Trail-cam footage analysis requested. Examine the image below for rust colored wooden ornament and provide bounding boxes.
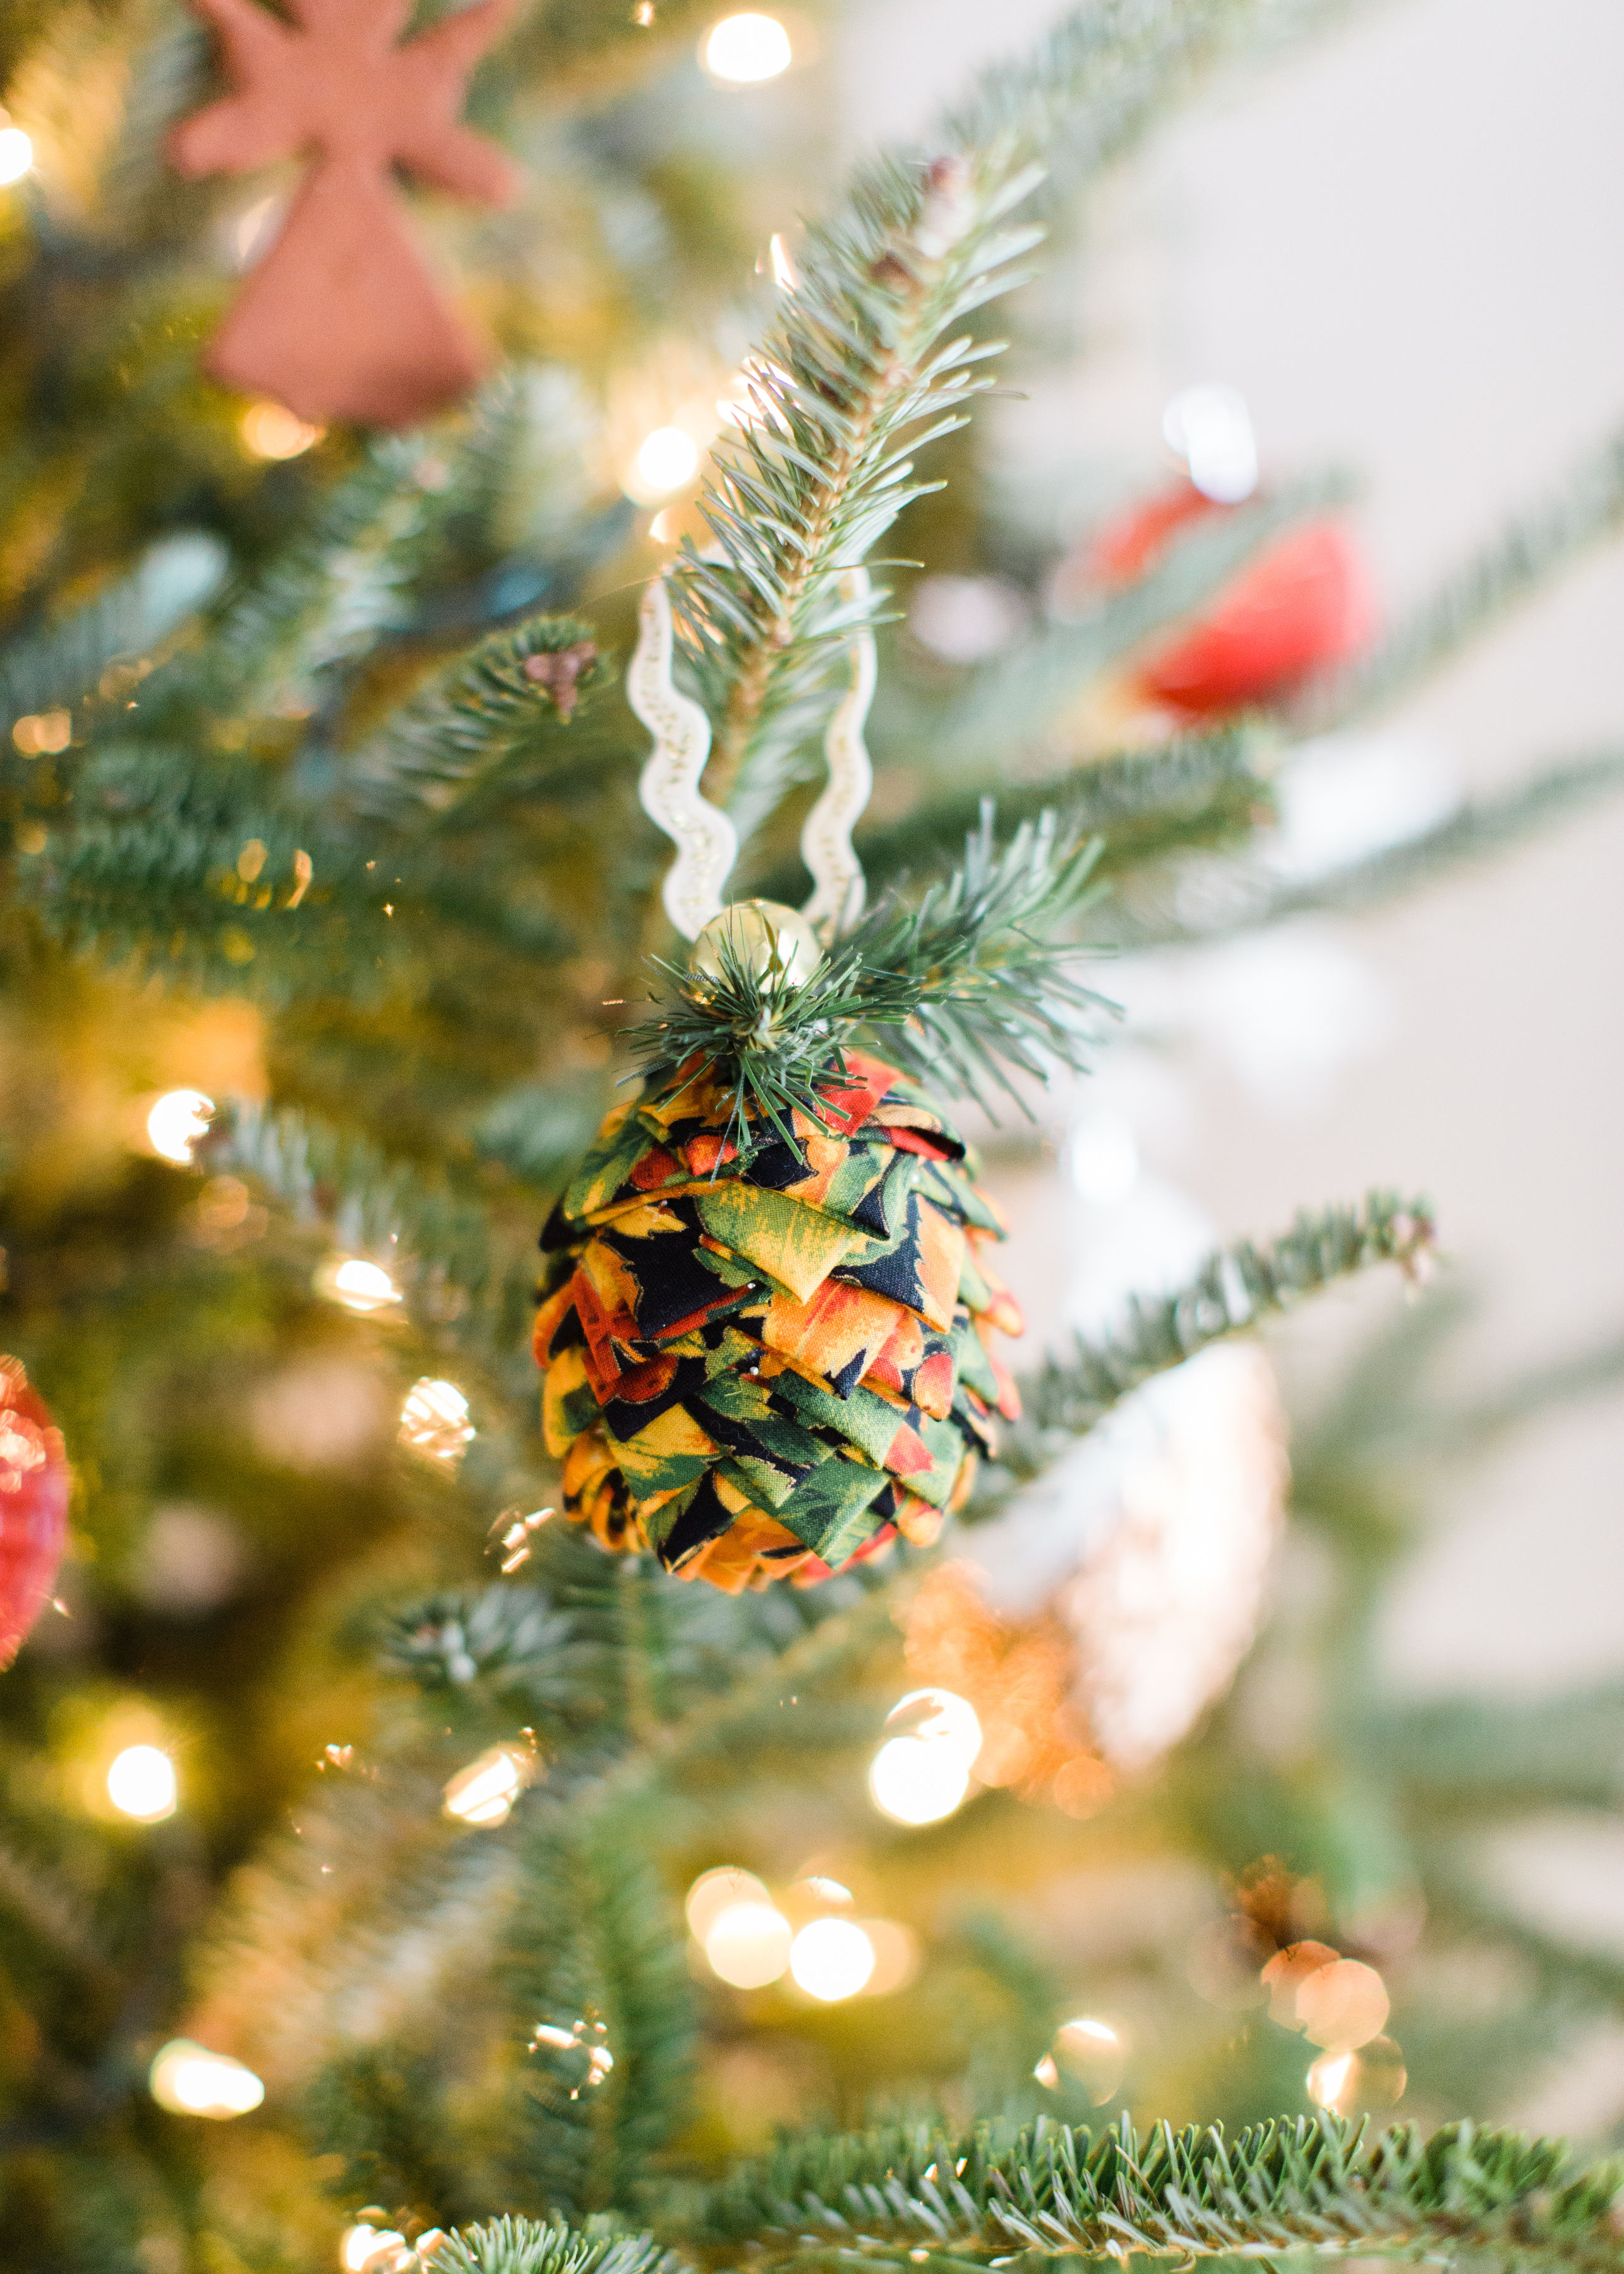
[0,1359,69,1669]
[171,0,522,430]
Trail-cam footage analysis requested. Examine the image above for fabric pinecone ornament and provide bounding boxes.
[534,1049,1022,1592]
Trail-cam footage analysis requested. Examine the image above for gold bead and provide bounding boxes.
[690,899,823,987]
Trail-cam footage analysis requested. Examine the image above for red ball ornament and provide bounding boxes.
[0,1359,69,1668]
[1090,478,1375,719]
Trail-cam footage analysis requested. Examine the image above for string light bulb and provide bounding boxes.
[321,1257,402,1314]
[241,400,325,460]
[868,1687,982,1826]
[788,1916,875,2002]
[399,1378,474,1462]
[443,1743,529,1826]
[703,1899,793,1988]
[147,1090,215,1165]
[702,12,792,82]
[149,2038,264,2118]
[626,425,700,502]
[107,1744,178,1821]
[340,2224,408,2272]
[0,115,32,187]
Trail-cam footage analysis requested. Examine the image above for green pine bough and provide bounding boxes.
[435,2115,1624,2271]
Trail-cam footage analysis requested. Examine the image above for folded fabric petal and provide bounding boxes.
[533,1050,1022,1590]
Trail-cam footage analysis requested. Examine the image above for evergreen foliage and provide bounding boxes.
[0,0,1620,2267]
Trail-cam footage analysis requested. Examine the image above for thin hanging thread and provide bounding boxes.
[800,565,875,937]
[628,579,737,941]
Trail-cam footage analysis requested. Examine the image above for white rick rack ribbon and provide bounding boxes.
[629,579,738,941]
[630,567,877,943]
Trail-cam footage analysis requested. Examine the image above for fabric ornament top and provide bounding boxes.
[534,1051,1023,1593]
[170,0,520,429]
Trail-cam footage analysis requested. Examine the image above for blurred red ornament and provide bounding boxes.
[0,1359,69,1668]
[1091,479,1375,718]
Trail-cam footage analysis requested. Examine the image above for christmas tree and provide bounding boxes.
[3,1,1624,2268]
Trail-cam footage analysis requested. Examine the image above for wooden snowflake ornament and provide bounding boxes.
[171,0,521,428]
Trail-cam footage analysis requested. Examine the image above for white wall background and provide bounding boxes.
[839,0,1624,1699]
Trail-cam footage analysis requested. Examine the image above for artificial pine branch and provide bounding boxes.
[630,805,1112,1143]
[0,531,223,737]
[990,1191,1436,1491]
[1299,419,1624,731]
[436,2220,673,2274]
[1113,749,1624,949]
[678,2110,1624,2269]
[673,0,1268,826]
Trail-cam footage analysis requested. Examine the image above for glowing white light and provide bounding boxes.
[399,1378,474,1462]
[769,231,797,290]
[702,12,792,83]
[0,126,33,187]
[326,1258,402,1314]
[704,1899,793,1988]
[443,1744,527,1826]
[800,1875,852,1906]
[147,1090,214,1165]
[887,1687,982,1765]
[1306,2050,1356,2112]
[685,1865,771,1940]
[648,508,679,544]
[868,1735,971,1826]
[1162,382,1258,504]
[790,1916,875,2002]
[630,426,700,499]
[341,2226,408,2273]
[150,2038,264,2118]
[107,1744,178,1821]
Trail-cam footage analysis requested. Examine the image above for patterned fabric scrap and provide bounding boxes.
[534,1051,1023,1591]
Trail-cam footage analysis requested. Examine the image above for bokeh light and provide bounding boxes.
[869,1687,982,1826]
[340,2225,408,2273]
[241,400,325,459]
[1307,2033,1407,2115]
[859,1917,921,1995]
[1296,1958,1390,2051]
[704,1899,792,1988]
[1162,382,1258,503]
[686,1865,771,1940]
[107,1744,177,1821]
[0,123,33,187]
[627,425,700,500]
[443,1744,528,1827]
[702,12,792,83]
[399,1378,474,1462]
[147,1089,215,1165]
[323,1257,402,1314]
[789,1916,875,2002]
[11,708,71,755]
[149,2038,263,2118]
[1051,2015,1126,2103]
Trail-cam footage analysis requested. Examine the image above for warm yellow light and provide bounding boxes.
[324,1257,402,1314]
[702,12,792,83]
[341,2225,408,2273]
[443,1744,527,1826]
[768,231,797,291]
[628,425,700,501]
[789,1916,875,2002]
[648,508,680,544]
[685,1865,771,1940]
[10,708,72,755]
[150,2038,264,2118]
[107,1744,177,1821]
[241,400,325,460]
[868,1735,970,1826]
[1296,1958,1390,2052]
[1306,2049,1356,2112]
[146,1090,214,1165]
[703,1899,792,1988]
[399,1378,474,1462]
[0,125,32,187]
[800,1875,852,1906]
